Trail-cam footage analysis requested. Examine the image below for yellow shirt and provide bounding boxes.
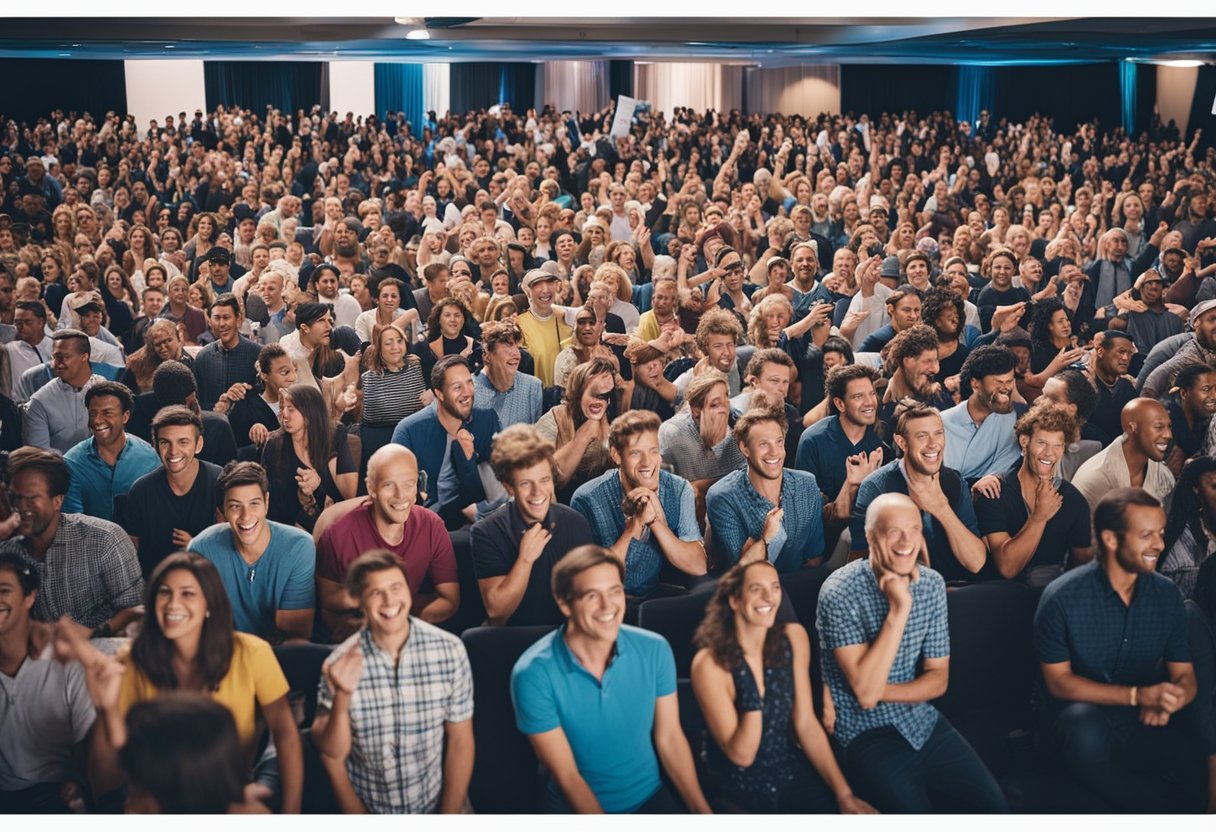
[118,631,289,750]
[517,310,572,388]
[636,310,662,343]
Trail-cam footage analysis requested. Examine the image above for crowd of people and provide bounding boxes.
[1,95,1215,814]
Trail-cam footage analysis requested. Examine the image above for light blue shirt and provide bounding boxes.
[189,521,316,639]
[23,374,105,453]
[941,401,1022,481]
[62,433,160,520]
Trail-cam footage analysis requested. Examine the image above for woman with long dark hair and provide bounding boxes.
[691,561,875,814]
[535,356,618,502]
[1162,456,1216,599]
[56,553,303,812]
[261,383,357,531]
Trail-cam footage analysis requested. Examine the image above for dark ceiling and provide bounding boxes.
[0,17,1213,65]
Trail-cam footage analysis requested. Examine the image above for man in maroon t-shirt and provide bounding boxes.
[316,445,459,640]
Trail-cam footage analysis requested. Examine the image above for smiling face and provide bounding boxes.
[728,562,781,630]
[223,483,270,553]
[868,500,925,579]
[360,565,412,639]
[1182,371,1216,421]
[155,423,203,477]
[506,459,555,526]
[1106,503,1166,576]
[741,417,786,482]
[1130,402,1173,462]
[612,428,661,491]
[88,394,128,450]
[895,414,945,476]
[436,364,475,422]
[0,566,35,638]
[558,561,625,644]
[704,333,737,374]
[368,451,418,528]
[155,568,207,644]
[836,376,878,427]
[1021,427,1066,480]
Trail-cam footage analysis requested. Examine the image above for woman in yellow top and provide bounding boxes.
[58,552,303,813]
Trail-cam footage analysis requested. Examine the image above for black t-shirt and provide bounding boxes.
[974,467,1092,585]
[469,502,594,626]
[120,462,223,577]
[936,341,970,386]
[975,285,1031,331]
[1088,376,1137,446]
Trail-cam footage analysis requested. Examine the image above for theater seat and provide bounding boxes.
[934,581,1038,774]
[273,642,334,727]
[461,625,557,813]
[637,591,713,677]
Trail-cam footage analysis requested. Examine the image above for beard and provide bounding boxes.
[335,241,359,258]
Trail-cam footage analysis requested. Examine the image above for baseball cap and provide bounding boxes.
[1190,299,1216,325]
[203,247,231,265]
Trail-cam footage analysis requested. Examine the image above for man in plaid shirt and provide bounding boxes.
[311,549,474,814]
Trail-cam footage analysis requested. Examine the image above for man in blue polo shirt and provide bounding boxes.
[1034,487,1211,812]
[510,546,711,814]
[849,405,988,583]
[188,461,315,642]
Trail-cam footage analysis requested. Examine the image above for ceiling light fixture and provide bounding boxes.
[1157,59,1204,68]
[394,17,430,40]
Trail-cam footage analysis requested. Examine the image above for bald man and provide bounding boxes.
[315,444,459,640]
[1072,398,1177,515]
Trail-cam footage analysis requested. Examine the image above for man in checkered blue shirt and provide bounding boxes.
[311,549,474,814]
[817,493,1007,812]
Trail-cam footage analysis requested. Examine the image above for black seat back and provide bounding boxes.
[461,625,557,813]
[935,581,1038,771]
[637,591,713,677]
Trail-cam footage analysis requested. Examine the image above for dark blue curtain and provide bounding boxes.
[204,61,328,113]
[609,60,634,101]
[450,63,501,113]
[993,64,1120,133]
[499,64,536,111]
[1187,65,1216,152]
[956,66,995,127]
[0,59,127,124]
[841,65,956,118]
[374,63,424,136]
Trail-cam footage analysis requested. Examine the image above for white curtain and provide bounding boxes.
[744,65,840,116]
[632,63,745,114]
[423,62,451,118]
[539,61,611,114]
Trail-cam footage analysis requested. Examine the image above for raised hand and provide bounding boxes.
[845,449,884,486]
[324,647,364,696]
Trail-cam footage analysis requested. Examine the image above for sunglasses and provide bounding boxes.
[576,317,597,326]
[721,262,744,275]
[591,390,614,403]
